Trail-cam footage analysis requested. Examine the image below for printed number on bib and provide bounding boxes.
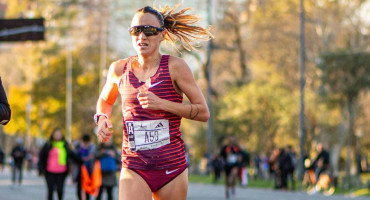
[227,154,238,164]
[125,119,170,152]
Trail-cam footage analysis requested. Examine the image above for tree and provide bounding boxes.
[318,51,370,187]
[215,70,300,153]
[1,0,104,141]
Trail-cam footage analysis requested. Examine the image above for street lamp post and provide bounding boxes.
[66,44,72,143]
[206,0,214,163]
[299,0,306,179]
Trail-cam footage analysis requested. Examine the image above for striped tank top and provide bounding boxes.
[118,55,187,170]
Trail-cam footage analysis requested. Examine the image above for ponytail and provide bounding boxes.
[137,4,213,51]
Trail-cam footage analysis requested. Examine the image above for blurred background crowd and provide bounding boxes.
[0,0,369,197]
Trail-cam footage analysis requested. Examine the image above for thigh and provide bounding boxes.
[106,186,114,200]
[96,186,104,200]
[231,167,238,177]
[11,165,16,175]
[118,168,152,200]
[44,173,55,189]
[106,186,113,195]
[56,173,66,189]
[153,168,188,200]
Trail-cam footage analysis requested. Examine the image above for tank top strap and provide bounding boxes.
[123,56,137,73]
[159,55,170,71]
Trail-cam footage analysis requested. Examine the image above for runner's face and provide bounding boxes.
[130,13,164,56]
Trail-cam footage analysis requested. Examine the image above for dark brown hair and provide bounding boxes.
[136,4,213,51]
[49,127,65,142]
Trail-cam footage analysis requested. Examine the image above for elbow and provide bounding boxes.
[200,111,210,122]
[0,105,11,125]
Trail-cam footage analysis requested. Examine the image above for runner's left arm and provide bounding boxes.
[137,56,209,122]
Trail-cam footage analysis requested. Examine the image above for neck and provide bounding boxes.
[137,53,161,69]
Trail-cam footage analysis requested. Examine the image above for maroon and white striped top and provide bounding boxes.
[117,55,187,170]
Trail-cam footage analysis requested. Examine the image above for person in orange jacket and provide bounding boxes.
[74,133,96,200]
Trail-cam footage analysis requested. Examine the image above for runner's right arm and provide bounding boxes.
[96,59,125,142]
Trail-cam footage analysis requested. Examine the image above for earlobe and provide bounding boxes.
[161,31,166,41]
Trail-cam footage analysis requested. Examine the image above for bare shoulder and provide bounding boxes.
[168,55,191,79]
[110,58,129,75]
[108,58,129,82]
[168,55,188,68]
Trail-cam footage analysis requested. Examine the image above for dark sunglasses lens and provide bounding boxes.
[129,26,160,36]
[129,27,142,36]
[143,27,158,36]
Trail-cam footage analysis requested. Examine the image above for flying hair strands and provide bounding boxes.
[155,4,214,51]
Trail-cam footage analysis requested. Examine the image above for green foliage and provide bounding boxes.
[5,86,28,135]
[318,51,370,103]
[317,51,370,178]
[1,0,106,141]
[214,72,299,153]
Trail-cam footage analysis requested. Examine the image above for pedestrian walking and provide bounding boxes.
[10,138,27,188]
[38,128,82,200]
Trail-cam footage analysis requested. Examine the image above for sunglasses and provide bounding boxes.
[128,25,164,36]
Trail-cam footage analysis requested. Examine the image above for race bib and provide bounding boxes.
[227,154,238,164]
[125,119,170,152]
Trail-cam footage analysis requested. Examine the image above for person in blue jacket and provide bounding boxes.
[95,139,120,200]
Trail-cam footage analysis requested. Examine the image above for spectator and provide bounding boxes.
[11,138,27,188]
[261,154,270,180]
[38,128,82,200]
[74,133,96,200]
[0,145,4,171]
[239,146,250,187]
[286,145,296,190]
[0,76,11,125]
[95,139,120,200]
[278,148,293,190]
[310,143,330,183]
[211,154,223,184]
[254,154,262,179]
[26,149,34,173]
[269,147,281,189]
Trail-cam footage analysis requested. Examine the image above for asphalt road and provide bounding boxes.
[0,168,368,200]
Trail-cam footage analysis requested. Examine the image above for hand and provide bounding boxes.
[97,116,113,143]
[137,91,162,110]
